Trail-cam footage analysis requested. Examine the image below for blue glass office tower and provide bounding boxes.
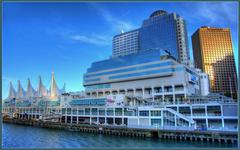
[112,10,190,66]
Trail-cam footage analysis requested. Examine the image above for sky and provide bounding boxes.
[2,2,239,99]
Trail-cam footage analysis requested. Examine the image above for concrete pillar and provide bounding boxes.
[151,86,154,95]
[122,108,124,125]
[183,84,187,98]
[65,108,67,123]
[77,107,79,124]
[220,105,224,117]
[149,111,151,127]
[96,108,99,125]
[97,116,99,124]
[205,105,208,117]
[206,119,208,129]
[103,91,105,97]
[222,119,225,129]
[174,114,177,127]
[172,85,175,104]
[133,88,136,96]
[205,105,208,128]
[162,85,165,103]
[152,86,154,102]
[161,110,164,127]
[90,108,92,125]
[142,87,145,99]
[105,108,107,124]
[190,106,193,117]
[70,108,73,124]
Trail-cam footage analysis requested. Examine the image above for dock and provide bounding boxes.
[3,118,237,144]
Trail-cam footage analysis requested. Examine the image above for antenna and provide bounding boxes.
[121,24,124,34]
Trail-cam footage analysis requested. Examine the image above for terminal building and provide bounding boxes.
[2,10,237,132]
[83,49,209,103]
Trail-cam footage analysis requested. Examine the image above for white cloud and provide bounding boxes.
[90,3,137,33]
[52,4,137,46]
[182,2,238,26]
[69,34,111,46]
[197,2,237,25]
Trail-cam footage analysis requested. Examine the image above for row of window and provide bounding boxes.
[85,61,173,78]
[85,66,184,84]
[139,110,161,116]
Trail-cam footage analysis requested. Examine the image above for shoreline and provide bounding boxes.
[3,118,237,144]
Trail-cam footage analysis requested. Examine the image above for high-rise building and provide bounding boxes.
[112,10,190,66]
[112,29,139,57]
[191,26,237,98]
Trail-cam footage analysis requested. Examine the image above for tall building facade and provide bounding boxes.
[191,27,237,98]
[83,49,206,101]
[112,29,139,57]
[112,10,190,66]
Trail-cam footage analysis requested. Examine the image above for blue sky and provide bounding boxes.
[2,2,238,99]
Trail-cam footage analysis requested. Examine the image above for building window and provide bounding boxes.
[139,111,149,116]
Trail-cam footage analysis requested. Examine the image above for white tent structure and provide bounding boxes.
[26,78,36,98]
[17,80,25,99]
[37,76,48,97]
[49,72,59,99]
[6,72,65,100]
[7,81,17,99]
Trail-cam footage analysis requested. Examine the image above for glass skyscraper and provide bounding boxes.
[191,26,237,99]
[112,10,190,66]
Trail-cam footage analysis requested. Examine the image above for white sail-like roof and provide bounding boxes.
[8,81,17,99]
[60,83,66,93]
[17,80,25,98]
[37,76,48,97]
[26,78,36,98]
[50,72,59,98]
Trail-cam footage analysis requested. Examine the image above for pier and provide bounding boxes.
[3,118,237,144]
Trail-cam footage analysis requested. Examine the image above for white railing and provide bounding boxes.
[127,125,195,131]
[164,108,195,124]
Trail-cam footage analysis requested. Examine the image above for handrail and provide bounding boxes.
[163,108,195,124]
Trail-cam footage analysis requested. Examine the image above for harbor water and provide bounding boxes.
[2,123,237,148]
